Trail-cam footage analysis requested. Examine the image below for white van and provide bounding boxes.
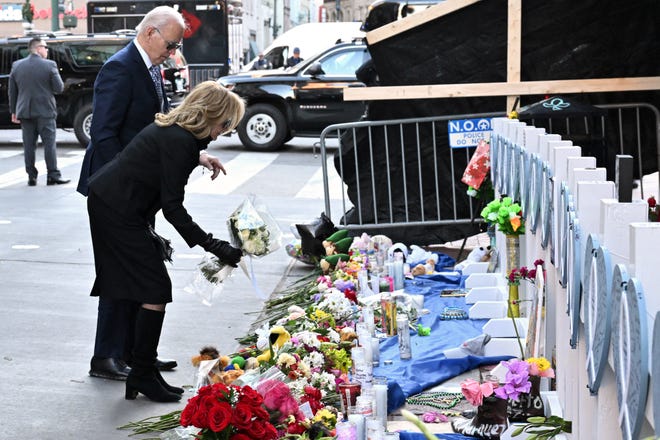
[242,22,365,71]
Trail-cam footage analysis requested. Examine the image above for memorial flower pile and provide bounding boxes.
[180,383,278,440]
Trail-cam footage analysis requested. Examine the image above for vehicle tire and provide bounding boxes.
[73,102,93,147]
[237,104,288,151]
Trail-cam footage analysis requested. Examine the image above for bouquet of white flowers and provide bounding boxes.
[185,195,282,305]
[228,194,282,257]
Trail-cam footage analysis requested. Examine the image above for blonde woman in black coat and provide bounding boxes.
[86,81,245,402]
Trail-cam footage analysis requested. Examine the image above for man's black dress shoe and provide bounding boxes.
[89,357,131,381]
[155,358,178,371]
[47,177,71,185]
[28,177,37,186]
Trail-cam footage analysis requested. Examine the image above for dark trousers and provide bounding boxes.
[93,297,139,360]
[21,117,61,180]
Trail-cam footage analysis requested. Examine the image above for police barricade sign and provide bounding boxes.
[448,118,492,148]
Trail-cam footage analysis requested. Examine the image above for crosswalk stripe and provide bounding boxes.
[186,152,277,194]
[0,155,83,188]
[0,150,22,159]
[295,157,346,200]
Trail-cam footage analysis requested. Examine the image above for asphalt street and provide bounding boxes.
[0,129,339,439]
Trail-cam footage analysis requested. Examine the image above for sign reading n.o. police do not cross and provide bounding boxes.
[448,118,492,148]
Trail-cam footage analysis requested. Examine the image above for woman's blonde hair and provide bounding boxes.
[155,81,245,139]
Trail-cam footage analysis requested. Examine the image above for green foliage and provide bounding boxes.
[22,0,34,23]
[480,196,525,235]
[511,415,572,439]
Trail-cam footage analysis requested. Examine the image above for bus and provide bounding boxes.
[87,0,229,83]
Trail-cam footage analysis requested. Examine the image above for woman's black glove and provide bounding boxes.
[201,234,243,267]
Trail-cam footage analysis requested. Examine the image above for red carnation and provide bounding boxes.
[343,288,358,304]
[287,422,308,435]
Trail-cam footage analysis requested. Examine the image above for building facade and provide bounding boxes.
[0,0,368,71]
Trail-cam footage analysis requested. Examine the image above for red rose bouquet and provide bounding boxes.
[180,383,278,440]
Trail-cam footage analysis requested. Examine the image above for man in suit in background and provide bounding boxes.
[77,6,224,381]
[9,37,69,186]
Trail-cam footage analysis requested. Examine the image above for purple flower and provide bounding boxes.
[494,360,532,401]
[334,279,355,292]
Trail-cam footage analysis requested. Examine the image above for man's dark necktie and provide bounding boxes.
[149,65,164,112]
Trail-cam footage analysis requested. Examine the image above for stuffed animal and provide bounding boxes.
[191,346,220,367]
[255,326,291,364]
[454,246,492,271]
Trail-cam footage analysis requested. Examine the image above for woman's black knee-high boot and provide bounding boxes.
[125,308,181,402]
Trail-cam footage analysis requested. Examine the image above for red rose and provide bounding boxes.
[251,405,270,421]
[648,196,657,207]
[246,419,267,438]
[211,383,230,399]
[192,396,216,429]
[180,397,199,427]
[196,384,213,398]
[231,402,254,429]
[264,422,279,440]
[207,401,232,432]
[231,434,252,440]
[239,385,263,407]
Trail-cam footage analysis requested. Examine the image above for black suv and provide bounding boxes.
[0,31,189,146]
[217,40,371,151]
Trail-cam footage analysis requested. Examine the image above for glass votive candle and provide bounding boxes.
[336,420,358,440]
[338,382,362,410]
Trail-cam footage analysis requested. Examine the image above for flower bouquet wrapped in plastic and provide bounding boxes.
[227,194,282,257]
[186,195,282,304]
[184,255,235,306]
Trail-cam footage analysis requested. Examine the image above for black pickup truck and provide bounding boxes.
[0,31,189,146]
[217,40,371,151]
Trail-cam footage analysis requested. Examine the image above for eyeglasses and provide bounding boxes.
[221,119,232,132]
[154,28,182,51]
[37,45,48,49]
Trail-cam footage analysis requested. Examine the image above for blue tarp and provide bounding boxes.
[372,271,513,413]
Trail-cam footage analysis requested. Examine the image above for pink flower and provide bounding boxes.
[422,411,448,423]
[460,378,495,406]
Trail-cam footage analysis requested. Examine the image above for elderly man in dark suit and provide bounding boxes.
[77,6,225,381]
[9,37,69,186]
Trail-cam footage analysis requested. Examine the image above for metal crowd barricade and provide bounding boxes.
[319,112,504,232]
[319,102,659,235]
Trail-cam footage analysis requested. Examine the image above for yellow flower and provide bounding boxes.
[527,357,550,371]
[313,408,337,426]
[312,309,331,322]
